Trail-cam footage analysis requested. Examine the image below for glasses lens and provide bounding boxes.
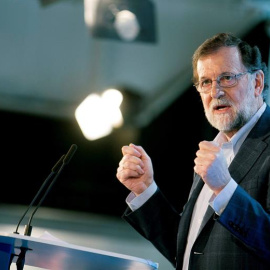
[197,79,211,92]
[219,74,236,87]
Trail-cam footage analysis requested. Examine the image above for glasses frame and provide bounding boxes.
[194,71,252,94]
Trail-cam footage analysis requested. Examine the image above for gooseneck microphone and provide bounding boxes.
[13,155,65,235]
[13,144,78,236]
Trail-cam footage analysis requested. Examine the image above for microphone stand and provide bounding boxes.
[13,155,65,235]
[24,161,65,236]
[24,144,78,236]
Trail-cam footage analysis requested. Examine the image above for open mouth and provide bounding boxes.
[213,104,230,111]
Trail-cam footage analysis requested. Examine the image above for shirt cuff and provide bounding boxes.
[126,181,158,211]
[209,179,238,215]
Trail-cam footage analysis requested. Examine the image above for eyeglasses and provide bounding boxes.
[194,71,251,94]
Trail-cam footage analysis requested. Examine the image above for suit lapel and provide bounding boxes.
[229,132,268,184]
[229,105,270,183]
[184,174,204,217]
[177,174,204,257]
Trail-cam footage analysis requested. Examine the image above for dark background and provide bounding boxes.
[1,21,269,218]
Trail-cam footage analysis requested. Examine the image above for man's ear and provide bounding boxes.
[254,70,264,96]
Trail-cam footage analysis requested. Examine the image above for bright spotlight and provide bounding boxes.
[75,89,123,140]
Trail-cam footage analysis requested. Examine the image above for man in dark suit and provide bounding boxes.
[116,33,270,269]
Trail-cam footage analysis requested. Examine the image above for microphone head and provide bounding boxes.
[63,144,78,164]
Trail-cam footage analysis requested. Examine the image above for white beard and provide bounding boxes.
[205,93,257,132]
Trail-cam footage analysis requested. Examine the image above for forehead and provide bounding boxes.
[197,47,244,77]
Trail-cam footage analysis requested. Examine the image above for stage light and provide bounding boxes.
[84,0,156,43]
[75,89,123,141]
[114,10,140,41]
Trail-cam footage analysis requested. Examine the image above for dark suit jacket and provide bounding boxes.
[123,105,270,269]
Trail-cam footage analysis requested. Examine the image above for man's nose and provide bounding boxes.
[210,80,224,98]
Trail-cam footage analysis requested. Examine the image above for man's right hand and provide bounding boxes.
[116,143,154,196]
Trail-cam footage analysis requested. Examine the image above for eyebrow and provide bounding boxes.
[199,72,233,80]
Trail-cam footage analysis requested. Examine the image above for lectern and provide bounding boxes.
[0,232,159,269]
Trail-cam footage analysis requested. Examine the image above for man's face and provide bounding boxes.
[196,46,262,137]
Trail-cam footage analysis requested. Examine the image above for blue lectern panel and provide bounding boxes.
[0,233,158,270]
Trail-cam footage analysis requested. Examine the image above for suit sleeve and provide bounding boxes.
[217,185,270,264]
[122,188,180,266]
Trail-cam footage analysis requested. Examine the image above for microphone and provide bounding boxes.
[24,144,78,236]
[62,143,78,165]
[13,144,78,236]
[13,155,65,235]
